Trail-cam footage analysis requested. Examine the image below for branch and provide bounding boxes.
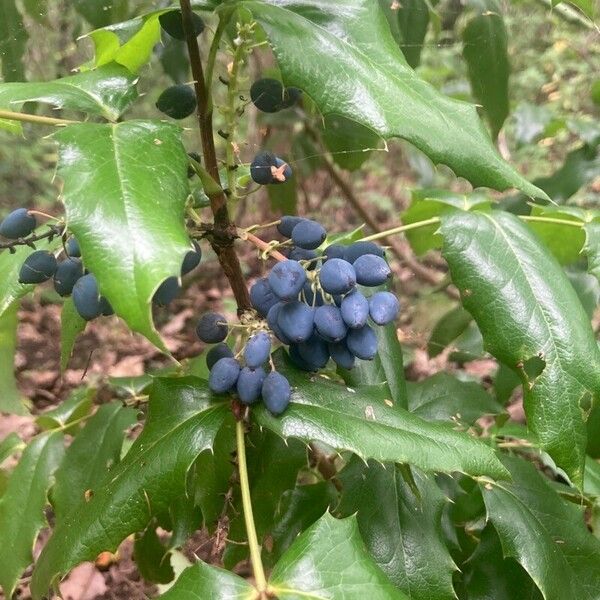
[0,109,78,127]
[0,224,65,252]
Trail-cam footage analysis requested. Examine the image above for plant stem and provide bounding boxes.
[519,215,585,228]
[180,0,251,313]
[236,420,268,594]
[361,217,442,242]
[204,13,229,114]
[0,109,78,126]
[241,231,287,262]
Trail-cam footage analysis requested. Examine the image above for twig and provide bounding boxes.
[0,109,78,127]
[0,224,65,252]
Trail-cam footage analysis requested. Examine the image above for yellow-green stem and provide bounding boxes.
[204,14,229,113]
[236,420,268,593]
[0,109,78,126]
[519,215,585,227]
[361,217,441,242]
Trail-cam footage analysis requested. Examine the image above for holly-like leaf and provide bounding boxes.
[134,524,175,584]
[51,402,137,524]
[0,63,138,133]
[462,0,510,138]
[338,458,457,600]
[270,512,407,599]
[53,120,192,350]
[60,297,87,372]
[0,303,27,414]
[481,455,600,599]
[0,0,27,83]
[0,432,64,598]
[157,561,255,600]
[242,0,546,198]
[255,352,509,480]
[31,378,230,599]
[427,306,473,358]
[36,387,95,432]
[407,372,504,425]
[0,432,23,465]
[441,210,600,487]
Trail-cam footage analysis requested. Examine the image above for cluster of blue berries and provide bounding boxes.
[1,208,202,322]
[250,78,301,114]
[197,216,400,415]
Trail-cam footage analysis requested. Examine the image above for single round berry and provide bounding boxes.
[353,254,391,287]
[196,312,228,343]
[298,333,329,369]
[277,216,305,238]
[278,301,314,343]
[328,340,356,370]
[153,276,180,306]
[347,325,378,360]
[187,152,202,178]
[250,278,278,317]
[250,78,284,113]
[100,296,114,317]
[291,219,326,250]
[289,344,316,372]
[65,237,81,258]
[250,151,277,185]
[19,250,58,284]
[314,305,347,342]
[267,302,292,345]
[340,290,369,329]
[72,273,102,321]
[262,371,291,415]
[281,86,302,109]
[272,157,292,184]
[268,259,307,300]
[344,241,385,265]
[206,343,234,370]
[324,244,346,261]
[181,242,202,275]
[318,258,356,295]
[209,357,241,394]
[53,258,83,297]
[288,246,318,269]
[237,366,267,404]
[0,208,36,239]
[156,84,197,119]
[159,9,205,40]
[244,331,271,368]
[369,291,400,326]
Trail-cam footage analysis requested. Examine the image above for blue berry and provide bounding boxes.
[324,244,346,261]
[278,301,314,343]
[250,277,278,317]
[250,78,284,113]
[250,151,277,184]
[99,296,114,316]
[289,344,316,372]
[206,343,234,370]
[244,331,271,368]
[353,254,391,287]
[314,305,347,342]
[328,340,356,370]
[72,274,103,321]
[209,357,241,394]
[196,312,228,343]
[19,250,57,284]
[237,367,267,404]
[344,241,385,265]
[53,258,83,297]
[262,372,291,415]
[181,242,202,275]
[298,333,330,369]
[288,246,318,269]
[66,237,81,258]
[267,302,292,345]
[291,219,326,250]
[0,208,36,239]
[347,325,378,360]
[340,290,369,329]
[369,291,400,325]
[318,258,356,295]
[268,260,306,300]
[277,216,305,238]
[153,276,180,306]
[273,157,292,183]
[156,84,197,119]
[159,9,204,40]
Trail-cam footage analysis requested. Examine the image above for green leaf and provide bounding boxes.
[270,512,407,599]
[255,351,509,479]
[585,221,600,283]
[74,0,130,28]
[441,211,600,486]
[338,458,457,600]
[51,402,137,524]
[0,432,24,465]
[462,0,510,138]
[160,38,191,84]
[481,455,600,599]
[0,303,27,414]
[0,432,64,598]
[0,231,61,319]
[53,120,192,350]
[268,169,297,214]
[0,0,27,82]
[461,525,542,600]
[566,269,600,319]
[407,372,504,425]
[0,63,138,132]
[402,189,491,255]
[60,297,87,372]
[427,306,473,358]
[512,101,553,146]
[157,561,255,600]
[31,378,229,599]
[552,0,597,20]
[134,524,175,584]
[36,387,95,432]
[242,0,547,198]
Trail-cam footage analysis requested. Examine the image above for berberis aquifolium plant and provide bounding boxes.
[0,1,599,600]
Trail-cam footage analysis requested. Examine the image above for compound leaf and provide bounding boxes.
[0,302,27,414]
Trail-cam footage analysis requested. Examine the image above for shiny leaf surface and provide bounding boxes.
[36,387,94,432]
